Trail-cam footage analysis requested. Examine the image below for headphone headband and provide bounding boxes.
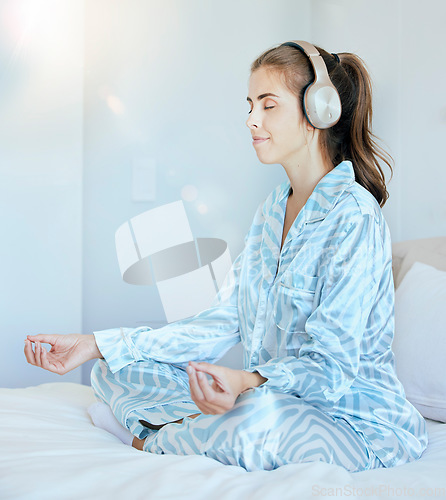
[280,40,342,129]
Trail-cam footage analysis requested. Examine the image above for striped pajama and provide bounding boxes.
[92,161,428,471]
[91,357,383,472]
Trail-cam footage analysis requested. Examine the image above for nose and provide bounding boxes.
[245,109,259,129]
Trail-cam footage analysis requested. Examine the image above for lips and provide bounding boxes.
[252,136,269,146]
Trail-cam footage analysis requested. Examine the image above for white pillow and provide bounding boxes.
[392,261,446,422]
[395,247,446,289]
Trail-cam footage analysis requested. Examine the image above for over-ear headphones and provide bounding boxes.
[280,40,342,129]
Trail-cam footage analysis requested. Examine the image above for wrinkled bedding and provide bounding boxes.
[1,383,445,499]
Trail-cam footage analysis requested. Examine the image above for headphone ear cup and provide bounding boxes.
[302,85,315,128]
[303,82,342,129]
[280,40,343,129]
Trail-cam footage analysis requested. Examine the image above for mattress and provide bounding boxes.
[1,382,445,499]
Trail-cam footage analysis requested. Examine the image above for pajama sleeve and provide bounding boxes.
[245,213,390,410]
[94,251,243,373]
[93,203,264,374]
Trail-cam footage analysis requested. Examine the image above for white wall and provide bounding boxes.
[0,0,83,387]
[399,1,446,239]
[312,0,446,242]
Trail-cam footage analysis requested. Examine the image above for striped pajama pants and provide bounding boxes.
[90,357,384,472]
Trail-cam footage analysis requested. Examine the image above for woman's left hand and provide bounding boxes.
[186,361,246,415]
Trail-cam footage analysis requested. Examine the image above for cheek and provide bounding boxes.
[272,111,302,139]
[287,117,306,143]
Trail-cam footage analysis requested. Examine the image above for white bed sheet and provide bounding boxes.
[1,383,445,500]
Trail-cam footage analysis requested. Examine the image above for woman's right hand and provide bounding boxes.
[24,334,102,375]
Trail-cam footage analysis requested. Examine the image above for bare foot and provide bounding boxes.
[132,436,145,450]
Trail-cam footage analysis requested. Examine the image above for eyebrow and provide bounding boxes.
[246,93,279,103]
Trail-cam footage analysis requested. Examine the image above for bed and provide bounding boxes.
[1,237,446,499]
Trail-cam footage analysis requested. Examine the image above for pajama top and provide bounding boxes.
[94,160,428,468]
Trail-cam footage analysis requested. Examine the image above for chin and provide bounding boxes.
[255,153,278,165]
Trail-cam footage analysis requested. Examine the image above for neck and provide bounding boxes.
[282,153,333,209]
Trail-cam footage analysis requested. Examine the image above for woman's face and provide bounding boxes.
[246,67,309,167]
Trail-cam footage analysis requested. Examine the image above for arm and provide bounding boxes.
[94,251,244,373]
[94,202,265,374]
[245,213,389,410]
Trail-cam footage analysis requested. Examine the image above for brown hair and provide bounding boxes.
[250,43,393,208]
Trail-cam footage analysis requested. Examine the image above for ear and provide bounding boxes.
[305,120,315,133]
[303,122,318,141]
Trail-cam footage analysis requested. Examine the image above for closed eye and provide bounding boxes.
[248,106,275,114]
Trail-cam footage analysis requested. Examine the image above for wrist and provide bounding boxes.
[86,334,103,360]
[241,370,267,393]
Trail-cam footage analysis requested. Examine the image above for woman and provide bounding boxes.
[24,40,428,472]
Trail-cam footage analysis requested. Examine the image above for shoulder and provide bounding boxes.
[331,176,380,218]
[329,180,385,231]
[327,181,392,260]
[345,181,382,221]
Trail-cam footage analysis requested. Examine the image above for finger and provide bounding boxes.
[196,371,218,403]
[190,362,227,389]
[24,339,36,366]
[26,334,58,346]
[35,341,42,367]
[40,347,55,374]
[190,361,222,377]
[194,370,226,413]
[191,362,227,392]
[197,373,232,413]
[187,365,205,401]
[40,346,47,370]
[187,365,215,414]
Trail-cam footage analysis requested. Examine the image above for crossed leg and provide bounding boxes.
[90,357,382,472]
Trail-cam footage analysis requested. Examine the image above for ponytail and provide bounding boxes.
[250,44,393,207]
[326,51,393,207]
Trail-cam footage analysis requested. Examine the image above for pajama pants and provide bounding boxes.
[90,357,384,472]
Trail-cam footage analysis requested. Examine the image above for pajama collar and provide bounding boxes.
[262,160,356,224]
